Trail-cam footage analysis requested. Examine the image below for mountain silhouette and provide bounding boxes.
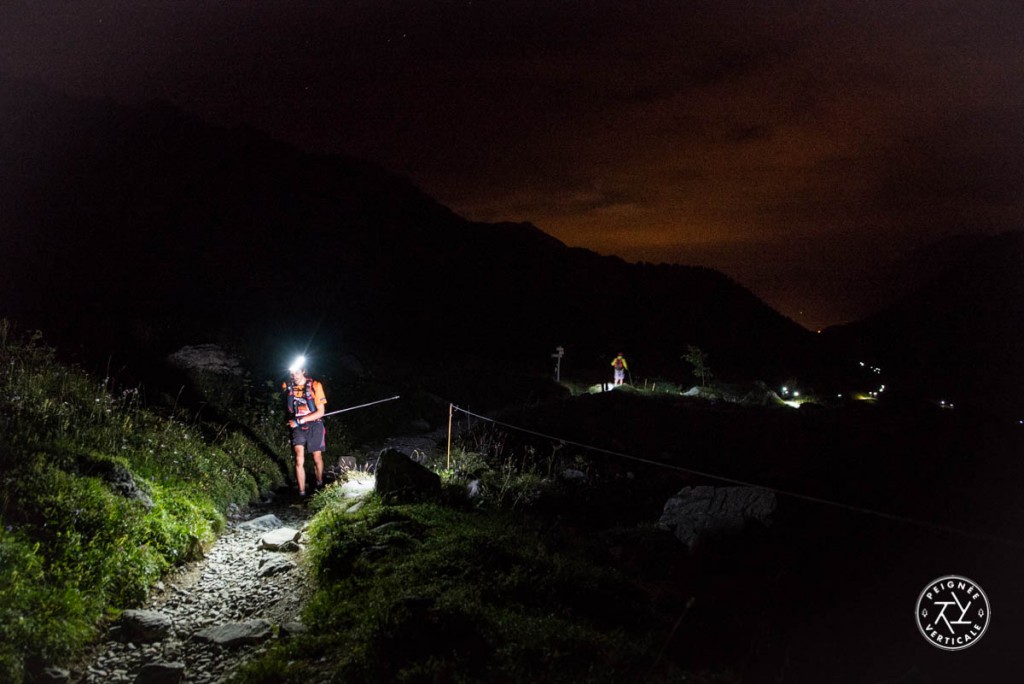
[2,76,818,390]
[823,230,1024,417]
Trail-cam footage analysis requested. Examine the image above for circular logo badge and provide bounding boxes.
[916,575,990,651]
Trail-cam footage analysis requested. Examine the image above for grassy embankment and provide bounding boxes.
[231,490,702,684]
[230,423,723,684]
[0,324,285,682]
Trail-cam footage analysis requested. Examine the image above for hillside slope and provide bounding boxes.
[823,230,1024,416]
[1,76,814,390]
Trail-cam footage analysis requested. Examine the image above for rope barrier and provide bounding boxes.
[322,395,400,418]
[449,404,1024,550]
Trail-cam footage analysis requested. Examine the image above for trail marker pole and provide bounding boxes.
[551,346,565,382]
[447,403,454,469]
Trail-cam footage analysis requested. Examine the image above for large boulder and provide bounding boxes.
[374,449,441,504]
[133,662,185,684]
[118,609,173,643]
[376,436,437,461]
[739,381,783,407]
[166,344,244,376]
[192,619,273,647]
[237,514,283,531]
[260,528,301,550]
[258,555,297,577]
[657,486,776,550]
[76,456,154,509]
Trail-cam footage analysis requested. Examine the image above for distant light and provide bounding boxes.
[837,394,843,398]
[289,355,307,373]
[781,385,789,395]
[793,390,800,397]
[859,362,865,367]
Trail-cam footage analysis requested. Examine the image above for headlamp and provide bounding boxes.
[288,355,306,373]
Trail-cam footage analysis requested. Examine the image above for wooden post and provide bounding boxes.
[447,403,454,469]
[551,346,564,383]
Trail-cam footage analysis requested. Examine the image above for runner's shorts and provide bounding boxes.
[291,420,326,451]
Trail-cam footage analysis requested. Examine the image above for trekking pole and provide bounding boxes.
[321,395,400,418]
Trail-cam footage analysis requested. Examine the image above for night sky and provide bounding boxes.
[3,1,1022,330]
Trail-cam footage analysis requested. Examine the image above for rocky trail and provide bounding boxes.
[68,475,376,684]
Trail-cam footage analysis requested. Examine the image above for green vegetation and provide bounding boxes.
[0,325,285,682]
[682,345,713,389]
[231,496,690,684]
[0,324,762,683]
[230,435,722,684]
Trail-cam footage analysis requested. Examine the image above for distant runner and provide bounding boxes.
[284,360,327,496]
[611,353,628,386]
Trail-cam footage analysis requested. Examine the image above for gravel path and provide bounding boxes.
[72,474,375,684]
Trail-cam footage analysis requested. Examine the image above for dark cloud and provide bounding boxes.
[725,125,774,144]
[870,111,1024,219]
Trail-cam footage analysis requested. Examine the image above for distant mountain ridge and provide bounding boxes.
[2,76,813,389]
[823,229,1024,415]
